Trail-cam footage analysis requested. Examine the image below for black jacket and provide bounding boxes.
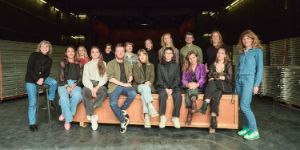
[58,61,83,86]
[207,62,233,93]
[156,61,181,90]
[25,52,52,83]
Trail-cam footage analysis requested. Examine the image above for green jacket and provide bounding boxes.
[106,59,132,93]
[132,63,155,92]
[180,44,203,65]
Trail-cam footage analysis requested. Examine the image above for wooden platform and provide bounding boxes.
[73,94,239,129]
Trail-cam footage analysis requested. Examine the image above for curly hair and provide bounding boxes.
[237,29,262,53]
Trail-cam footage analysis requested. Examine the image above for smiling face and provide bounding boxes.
[164,49,174,62]
[91,48,100,60]
[211,32,220,44]
[242,35,254,49]
[185,35,194,44]
[216,48,226,62]
[188,53,198,65]
[78,47,86,56]
[115,46,125,60]
[40,43,50,55]
[163,34,172,45]
[66,47,75,59]
[145,40,153,50]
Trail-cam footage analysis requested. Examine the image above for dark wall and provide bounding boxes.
[0,0,89,45]
[195,0,300,46]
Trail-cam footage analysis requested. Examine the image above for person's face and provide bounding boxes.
[78,47,85,56]
[40,43,49,55]
[185,35,194,44]
[91,48,100,59]
[216,48,226,62]
[211,32,220,44]
[115,47,125,59]
[163,35,171,45]
[138,53,147,63]
[105,45,112,53]
[66,47,75,59]
[188,53,198,65]
[145,40,153,50]
[164,49,173,62]
[125,44,133,53]
[242,35,253,49]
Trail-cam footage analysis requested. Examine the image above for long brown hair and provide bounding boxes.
[137,49,150,67]
[210,30,224,49]
[182,51,199,72]
[237,29,262,53]
[91,46,106,76]
[63,46,79,65]
[215,47,231,64]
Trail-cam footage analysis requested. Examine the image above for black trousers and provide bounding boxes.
[82,86,107,116]
[158,88,182,117]
[204,80,223,115]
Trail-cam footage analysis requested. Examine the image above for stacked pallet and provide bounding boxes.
[0,40,65,101]
[261,37,300,107]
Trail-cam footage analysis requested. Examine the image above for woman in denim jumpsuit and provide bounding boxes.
[235,30,263,140]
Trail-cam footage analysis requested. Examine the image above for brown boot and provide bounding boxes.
[191,96,197,113]
[185,109,193,125]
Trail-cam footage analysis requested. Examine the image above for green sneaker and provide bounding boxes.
[237,127,249,136]
[244,130,260,140]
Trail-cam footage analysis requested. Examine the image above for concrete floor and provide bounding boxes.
[0,96,299,150]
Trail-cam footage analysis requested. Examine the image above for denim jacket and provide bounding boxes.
[236,48,263,87]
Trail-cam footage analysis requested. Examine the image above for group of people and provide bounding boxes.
[25,29,263,141]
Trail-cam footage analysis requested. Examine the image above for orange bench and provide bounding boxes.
[73,94,238,129]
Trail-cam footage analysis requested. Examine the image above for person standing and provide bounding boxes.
[236,30,263,140]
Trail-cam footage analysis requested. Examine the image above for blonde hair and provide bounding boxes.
[160,33,174,48]
[237,29,262,53]
[137,49,150,66]
[210,30,224,49]
[36,40,52,55]
[75,46,90,62]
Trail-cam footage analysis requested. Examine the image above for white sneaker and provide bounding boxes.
[144,114,151,128]
[148,103,159,118]
[172,117,181,129]
[159,115,167,128]
[87,115,92,121]
[91,115,99,131]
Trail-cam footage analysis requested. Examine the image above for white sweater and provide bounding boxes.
[82,59,108,90]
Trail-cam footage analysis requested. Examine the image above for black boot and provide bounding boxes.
[199,101,208,114]
[185,109,193,125]
[210,116,217,129]
[191,96,197,113]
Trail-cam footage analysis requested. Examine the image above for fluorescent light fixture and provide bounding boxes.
[202,11,209,15]
[209,12,215,16]
[140,23,149,26]
[40,0,47,4]
[203,33,211,37]
[225,0,245,10]
[70,13,75,16]
[77,14,87,19]
[54,7,59,12]
[71,35,85,39]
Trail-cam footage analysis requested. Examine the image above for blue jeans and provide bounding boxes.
[137,84,153,114]
[109,86,137,123]
[26,77,57,125]
[236,75,258,131]
[58,80,82,123]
